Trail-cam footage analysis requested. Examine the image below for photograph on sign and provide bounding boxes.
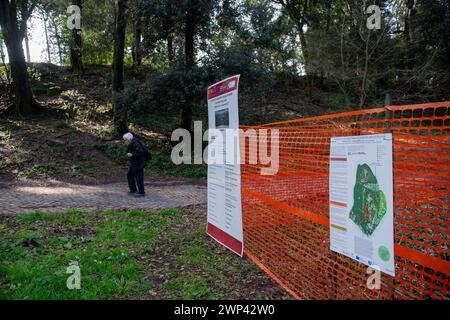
[215,109,230,129]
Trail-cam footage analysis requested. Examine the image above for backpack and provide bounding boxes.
[142,144,152,162]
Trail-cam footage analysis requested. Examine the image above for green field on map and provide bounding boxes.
[349,164,387,236]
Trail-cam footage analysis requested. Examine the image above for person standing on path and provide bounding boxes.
[123,132,148,197]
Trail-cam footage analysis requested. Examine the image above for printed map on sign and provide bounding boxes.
[329,134,395,276]
[349,163,387,236]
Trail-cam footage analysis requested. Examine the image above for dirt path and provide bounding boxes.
[0,180,207,215]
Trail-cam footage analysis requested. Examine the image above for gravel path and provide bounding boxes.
[0,181,207,215]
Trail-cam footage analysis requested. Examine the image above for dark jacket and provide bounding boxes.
[128,138,147,171]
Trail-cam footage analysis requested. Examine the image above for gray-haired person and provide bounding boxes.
[123,132,148,197]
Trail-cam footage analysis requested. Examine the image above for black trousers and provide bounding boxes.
[127,167,145,194]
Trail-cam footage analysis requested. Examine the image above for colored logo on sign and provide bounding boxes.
[378,246,390,262]
[208,77,238,99]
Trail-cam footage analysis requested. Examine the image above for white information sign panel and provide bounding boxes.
[206,75,243,256]
[329,133,395,276]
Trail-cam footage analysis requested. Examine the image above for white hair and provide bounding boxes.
[123,133,134,141]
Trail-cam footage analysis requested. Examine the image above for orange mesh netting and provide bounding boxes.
[240,101,450,299]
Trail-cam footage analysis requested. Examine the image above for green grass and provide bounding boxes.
[145,152,207,178]
[103,143,128,164]
[102,142,207,178]
[23,165,56,178]
[0,207,275,300]
[0,210,156,299]
[48,146,65,154]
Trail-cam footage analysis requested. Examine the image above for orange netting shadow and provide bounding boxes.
[240,101,450,299]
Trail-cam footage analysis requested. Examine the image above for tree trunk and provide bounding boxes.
[132,12,142,68]
[404,0,415,43]
[280,0,310,75]
[70,0,83,73]
[167,35,174,64]
[166,0,174,64]
[0,0,39,116]
[184,8,195,66]
[180,100,193,132]
[44,17,51,64]
[51,16,63,65]
[0,39,12,95]
[181,8,195,131]
[112,0,128,135]
[297,24,309,74]
[24,27,31,63]
[404,0,417,73]
[70,31,83,71]
[359,31,371,108]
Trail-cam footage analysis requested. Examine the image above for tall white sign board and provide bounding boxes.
[329,133,395,276]
[206,75,243,256]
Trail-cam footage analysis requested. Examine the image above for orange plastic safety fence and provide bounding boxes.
[240,101,450,300]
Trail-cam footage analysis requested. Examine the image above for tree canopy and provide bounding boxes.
[0,0,448,130]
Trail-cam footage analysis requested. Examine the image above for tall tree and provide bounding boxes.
[180,0,214,131]
[0,0,39,115]
[112,0,128,135]
[70,0,83,73]
[23,23,31,62]
[163,0,175,64]
[131,0,142,68]
[43,14,51,63]
[139,0,177,64]
[0,35,12,99]
[49,14,63,65]
[179,6,195,131]
[273,0,313,74]
[37,0,65,65]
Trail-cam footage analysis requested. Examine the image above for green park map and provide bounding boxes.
[349,164,387,236]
